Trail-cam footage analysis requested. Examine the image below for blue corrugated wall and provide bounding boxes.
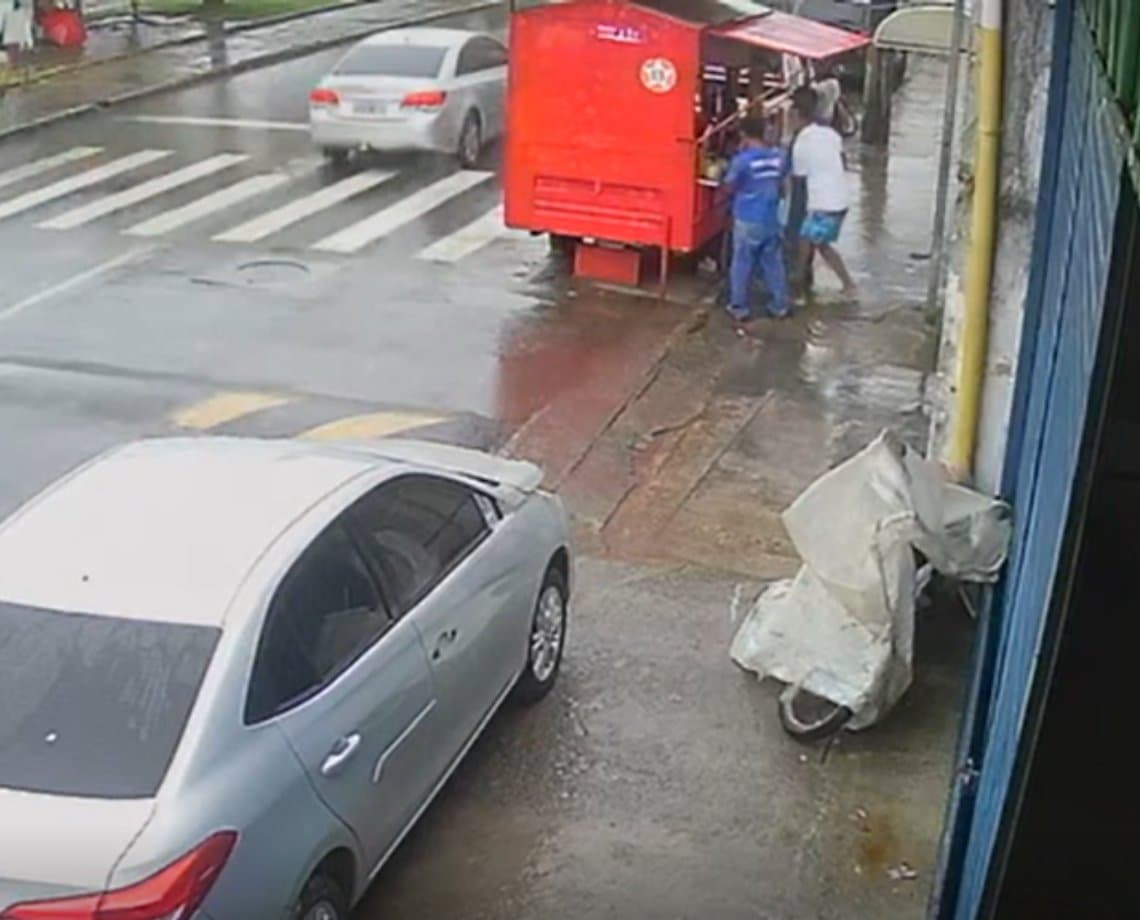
[947,7,1127,917]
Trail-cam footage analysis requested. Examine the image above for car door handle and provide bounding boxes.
[321,733,361,777]
[431,628,459,660]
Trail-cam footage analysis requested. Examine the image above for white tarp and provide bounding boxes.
[730,430,1012,729]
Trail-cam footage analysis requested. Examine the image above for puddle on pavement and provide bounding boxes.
[843,57,948,311]
[356,675,591,918]
[854,809,902,878]
[714,299,933,461]
[494,287,689,429]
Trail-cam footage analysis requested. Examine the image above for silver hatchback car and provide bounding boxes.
[309,27,508,168]
[0,438,570,920]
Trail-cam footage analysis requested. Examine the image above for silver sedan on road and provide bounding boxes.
[0,437,570,920]
[309,27,508,168]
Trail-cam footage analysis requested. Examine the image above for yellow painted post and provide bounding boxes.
[948,0,1004,480]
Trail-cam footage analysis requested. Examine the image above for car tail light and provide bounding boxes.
[1,831,237,920]
[309,87,340,106]
[401,90,447,110]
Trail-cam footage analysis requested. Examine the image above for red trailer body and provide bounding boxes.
[503,0,869,276]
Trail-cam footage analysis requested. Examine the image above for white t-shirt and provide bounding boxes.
[792,123,850,213]
[813,77,841,123]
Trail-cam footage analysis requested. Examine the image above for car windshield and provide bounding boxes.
[334,44,449,78]
[0,602,219,799]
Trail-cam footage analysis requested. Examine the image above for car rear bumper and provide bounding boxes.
[310,110,453,153]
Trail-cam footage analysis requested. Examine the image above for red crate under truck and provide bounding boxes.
[502,0,869,286]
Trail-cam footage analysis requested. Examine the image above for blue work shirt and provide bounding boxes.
[724,145,787,230]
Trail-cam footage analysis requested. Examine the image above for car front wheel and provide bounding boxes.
[514,566,568,704]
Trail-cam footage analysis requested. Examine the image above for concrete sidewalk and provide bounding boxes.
[0,0,494,136]
[506,59,949,579]
[593,300,934,575]
[495,62,958,916]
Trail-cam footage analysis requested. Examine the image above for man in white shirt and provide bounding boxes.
[813,70,842,125]
[790,87,857,298]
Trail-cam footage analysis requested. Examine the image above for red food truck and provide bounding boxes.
[503,0,869,286]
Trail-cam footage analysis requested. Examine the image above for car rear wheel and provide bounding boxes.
[322,148,349,169]
[295,872,348,920]
[514,566,568,704]
[457,112,482,168]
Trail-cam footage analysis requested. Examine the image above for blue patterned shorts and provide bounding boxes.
[800,209,847,245]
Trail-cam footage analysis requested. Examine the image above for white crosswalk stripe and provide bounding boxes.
[213,170,396,243]
[0,148,528,263]
[0,150,172,222]
[417,205,535,263]
[39,154,249,230]
[124,172,292,237]
[313,170,494,254]
[0,147,103,191]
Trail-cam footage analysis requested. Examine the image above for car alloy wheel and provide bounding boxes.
[530,583,565,683]
[459,113,482,168]
[514,565,568,704]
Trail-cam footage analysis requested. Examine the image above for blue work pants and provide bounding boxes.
[729,220,789,319]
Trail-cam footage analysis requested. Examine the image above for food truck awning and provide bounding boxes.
[710,10,872,60]
[633,1,872,59]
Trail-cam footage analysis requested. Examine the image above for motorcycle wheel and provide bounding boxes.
[778,685,854,743]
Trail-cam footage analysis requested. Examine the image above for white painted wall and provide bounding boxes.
[927,0,1053,496]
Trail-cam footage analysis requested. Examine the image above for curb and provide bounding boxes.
[0,0,497,140]
[501,304,711,488]
[4,0,386,90]
[89,0,405,44]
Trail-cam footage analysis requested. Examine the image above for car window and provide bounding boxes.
[455,39,481,77]
[246,523,390,723]
[0,601,219,799]
[457,38,507,76]
[481,38,508,69]
[349,475,490,613]
[335,44,448,78]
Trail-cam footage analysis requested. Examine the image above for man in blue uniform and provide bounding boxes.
[723,116,789,321]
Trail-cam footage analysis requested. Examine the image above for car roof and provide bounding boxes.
[358,27,486,49]
[0,438,391,629]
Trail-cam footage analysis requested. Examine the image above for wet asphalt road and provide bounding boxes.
[0,19,957,915]
[0,6,942,515]
[0,4,539,516]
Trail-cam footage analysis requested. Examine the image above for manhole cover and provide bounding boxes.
[235,259,312,286]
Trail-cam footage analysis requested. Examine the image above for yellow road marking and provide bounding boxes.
[299,411,447,441]
[172,392,293,430]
